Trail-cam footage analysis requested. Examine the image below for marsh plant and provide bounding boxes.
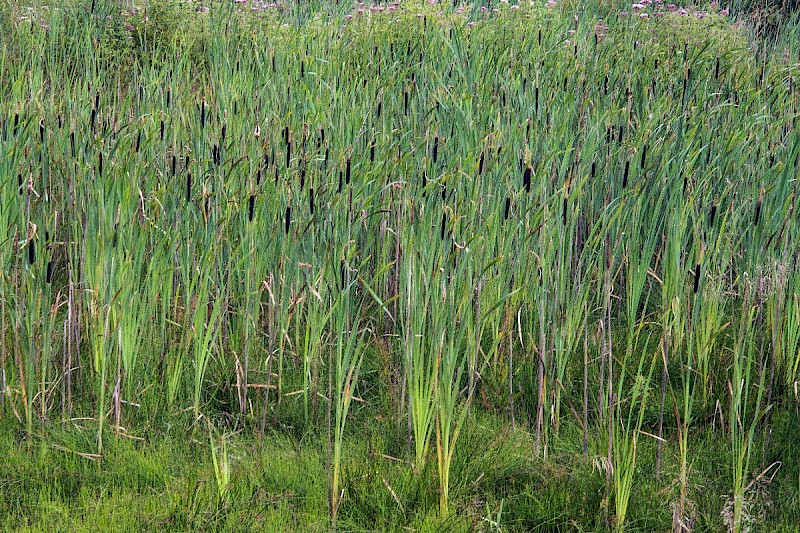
[0,0,798,529]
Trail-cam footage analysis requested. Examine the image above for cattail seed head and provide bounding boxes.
[248,194,255,222]
[285,206,291,234]
[622,160,629,188]
[186,171,192,203]
[28,239,35,265]
[693,263,701,294]
[523,166,532,193]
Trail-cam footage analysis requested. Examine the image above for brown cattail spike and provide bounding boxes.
[523,166,532,193]
[623,160,629,188]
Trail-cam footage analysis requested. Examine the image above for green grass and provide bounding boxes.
[3,411,797,531]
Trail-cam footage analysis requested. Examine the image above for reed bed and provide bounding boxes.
[0,0,798,530]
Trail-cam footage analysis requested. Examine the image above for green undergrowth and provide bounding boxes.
[1,407,799,531]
